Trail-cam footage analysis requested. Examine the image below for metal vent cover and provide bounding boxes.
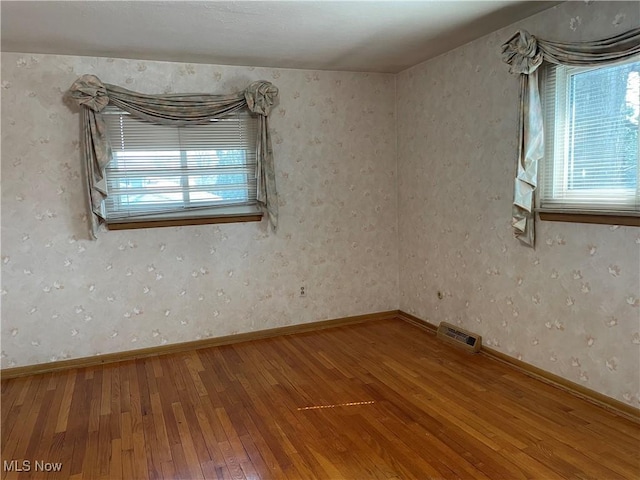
[436,322,481,353]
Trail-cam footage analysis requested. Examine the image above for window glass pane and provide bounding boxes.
[567,61,639,192]
[185,150,250,205]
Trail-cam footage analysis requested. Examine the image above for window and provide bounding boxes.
[540,57,639,223]
[102,107,261,228]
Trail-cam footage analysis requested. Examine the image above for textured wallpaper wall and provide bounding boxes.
[397,1,640,406]
[1,55,399,367]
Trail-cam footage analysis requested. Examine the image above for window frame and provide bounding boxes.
[538,57,640,227]
[101,107,263,230]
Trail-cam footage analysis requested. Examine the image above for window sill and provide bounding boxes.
[106,206,263,230]
[538,212,639,227]
[108,213,262,230]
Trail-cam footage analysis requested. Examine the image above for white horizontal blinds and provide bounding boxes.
[103,107,258,219]
[540,63,561,209]
[540,58,640,214]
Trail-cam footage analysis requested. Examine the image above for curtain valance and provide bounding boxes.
[67,74,279,236]
[501,28,640,247]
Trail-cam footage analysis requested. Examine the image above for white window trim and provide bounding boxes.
[105,204,262,225]
[539,57,640,218]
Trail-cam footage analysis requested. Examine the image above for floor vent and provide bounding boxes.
[436,322,481,353]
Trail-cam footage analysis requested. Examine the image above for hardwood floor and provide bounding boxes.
[1,318,639,479]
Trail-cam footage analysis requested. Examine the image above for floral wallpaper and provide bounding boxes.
[397,0,640,406]
[1,54,399,368]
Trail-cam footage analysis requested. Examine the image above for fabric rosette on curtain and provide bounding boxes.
[67,74,279,237]
[501,27,640,247]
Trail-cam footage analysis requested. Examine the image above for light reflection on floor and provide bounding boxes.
[297,401,375,411]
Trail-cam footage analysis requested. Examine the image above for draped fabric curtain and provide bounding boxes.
[501,28,640,247]
[67,74,279,237]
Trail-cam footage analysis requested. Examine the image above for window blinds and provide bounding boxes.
[102,107,258,220]
[540,59,639,214]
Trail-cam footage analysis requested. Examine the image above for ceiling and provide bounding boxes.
[0,1,561,74]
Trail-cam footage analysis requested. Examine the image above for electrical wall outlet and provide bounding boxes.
[299,286,306,297]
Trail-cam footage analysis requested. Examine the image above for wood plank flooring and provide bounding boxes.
[1,318,639,479]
